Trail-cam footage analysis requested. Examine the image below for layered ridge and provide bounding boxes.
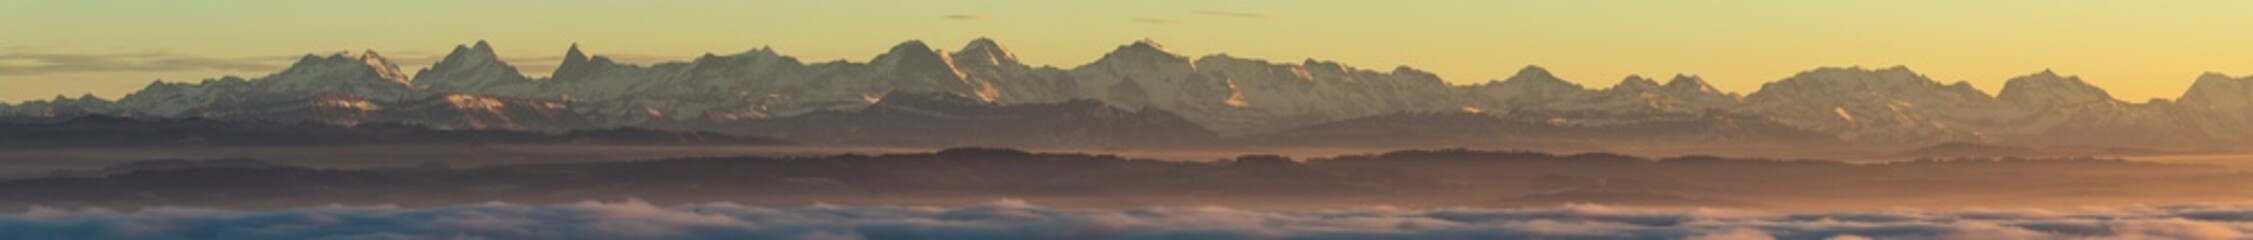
[10,39,2253,148]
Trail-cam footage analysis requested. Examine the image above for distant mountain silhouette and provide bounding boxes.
[1239,110,1834,148]
[0,115,789,148]
[709,91,1218,147]
[10,39,2253,149]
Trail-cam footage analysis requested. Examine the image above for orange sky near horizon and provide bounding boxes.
[7,0,2253,102]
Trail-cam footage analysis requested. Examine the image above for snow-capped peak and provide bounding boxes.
[1497,65,1580,90]
[40,39,2253,149]
[1610,75,1662,92]
[953,38,1019,66]
[273,51,411,88]
[357,50,411,85]
[1997,70,2114,106]
[870,40,996,102]
[414,41,528,91]
[873,40,945,66]
[1755,66,1975,99]
[1130,38,1166,51]
[1094,39,1186,65]
[434,42,504,67]
[2180,72,2253,111]
[553,43,613,80]
[1663,75,1723,95]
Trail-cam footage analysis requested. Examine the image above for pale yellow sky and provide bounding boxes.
[6,0,2253,102]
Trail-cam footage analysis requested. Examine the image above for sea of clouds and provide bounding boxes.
[4,200,2252,240]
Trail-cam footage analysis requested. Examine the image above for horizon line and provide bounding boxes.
[11,38,2246,105]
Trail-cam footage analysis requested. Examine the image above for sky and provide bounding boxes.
[6,0,2253,102]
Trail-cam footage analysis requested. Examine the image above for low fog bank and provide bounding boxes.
[6,200,2253,240]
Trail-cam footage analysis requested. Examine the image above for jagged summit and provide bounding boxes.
[1128,38,1166,51]
[953,38,1019,66]
[272,50,412,88]
[281,51,404,83]
[1760,66,1993,96]
[1298,59,1356,76]
[1383,66,1447,86]
[1663,75,1724,94]
[869,40,995,102]
[1997,70,2114,106]
[447,41,501,60]
[141,80,173,91]
[2181,72,2253,111]
[872,40,947,66]
[1610,75,1662,92]
[1497,65,1581,90]
[471,40,494,52]
[1093,39,1186,65]
[737,46,785,60]
[563,43,589,64]
[22,39,2253,148]
[357,50,410,85]
[884,40,936,54]
[962,38,1002,48]
[871,40,952,66]
[552,43,615,80]
[89,48,422,114]
[414,41,529,92]
[435,41,503,66]
[693,46,790,65]
[1753,66,1983,100]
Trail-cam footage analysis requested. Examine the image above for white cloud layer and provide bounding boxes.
[5,200,2253,240]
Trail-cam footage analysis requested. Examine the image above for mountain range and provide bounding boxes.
[8,39,2253,149]
[0,115,788,148]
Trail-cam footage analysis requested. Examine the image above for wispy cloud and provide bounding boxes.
[1130,17,1173,24]
[1196,10,1270,19]
[0,48,289,76]
[5,200,2253,239]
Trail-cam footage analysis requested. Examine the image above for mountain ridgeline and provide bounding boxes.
[0,115,789,148]
[7,39,2253,148]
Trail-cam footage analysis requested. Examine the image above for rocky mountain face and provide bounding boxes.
[10,39,2253,148]
[0,115,786,148]
[413,41,533,94]
[1737,67,2002,144]
[0,94,118,121]
[1239,110,1832,149]
[707,91,1216,147]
